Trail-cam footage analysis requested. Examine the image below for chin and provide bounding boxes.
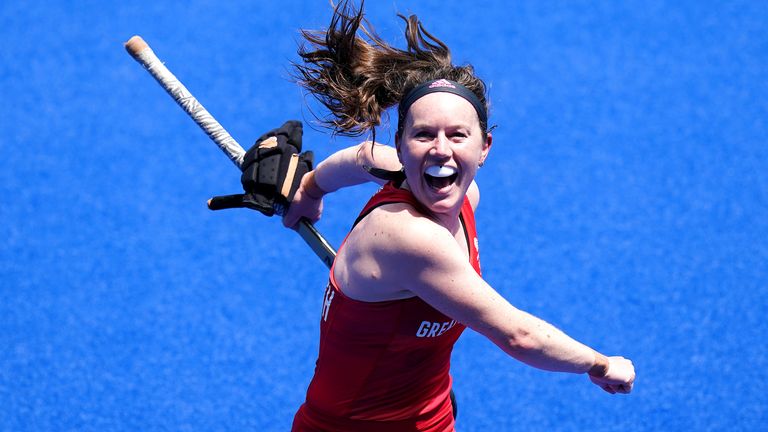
[421,190,464,215]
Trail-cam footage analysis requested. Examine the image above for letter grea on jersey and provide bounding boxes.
[415,319,457,338]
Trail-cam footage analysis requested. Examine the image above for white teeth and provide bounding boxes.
[425,165,457,178]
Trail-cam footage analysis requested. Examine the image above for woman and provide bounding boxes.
[284,2,635,431]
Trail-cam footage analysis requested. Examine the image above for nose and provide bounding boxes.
[431,134,452,159]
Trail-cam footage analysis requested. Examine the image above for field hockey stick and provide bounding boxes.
[124,35,336,269]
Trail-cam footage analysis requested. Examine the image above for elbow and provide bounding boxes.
[503,329,543,355]
[355,141,375,167]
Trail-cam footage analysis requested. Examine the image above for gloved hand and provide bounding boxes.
[208,120,313,216]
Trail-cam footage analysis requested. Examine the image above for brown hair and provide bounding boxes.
[294,0,490,141]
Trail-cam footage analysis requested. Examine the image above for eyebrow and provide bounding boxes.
[409,122,473,131]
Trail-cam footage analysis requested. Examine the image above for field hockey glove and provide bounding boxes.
[208,120,313,216]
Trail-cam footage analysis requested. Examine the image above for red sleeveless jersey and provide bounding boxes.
[292,183,482,432]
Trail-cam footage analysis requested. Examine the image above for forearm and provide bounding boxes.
[493,311,630,391]
[489,308,600,374]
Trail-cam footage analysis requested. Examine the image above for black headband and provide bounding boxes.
[398,79,488,127]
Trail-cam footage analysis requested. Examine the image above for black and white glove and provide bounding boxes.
[208,120,313,216]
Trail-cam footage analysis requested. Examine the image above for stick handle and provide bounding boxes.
[125,35,336,267]
[125,35,245,168]
[297,220,336,269]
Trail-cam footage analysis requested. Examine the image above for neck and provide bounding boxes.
[399,180,462,232]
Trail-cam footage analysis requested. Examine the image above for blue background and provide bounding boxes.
[1,1,766,430]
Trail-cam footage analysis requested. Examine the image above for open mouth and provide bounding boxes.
[424,165,458,190]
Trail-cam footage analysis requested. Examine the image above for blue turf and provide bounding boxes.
[1,1,766,430]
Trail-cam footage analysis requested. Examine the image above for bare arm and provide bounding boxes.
[377,215,634,392]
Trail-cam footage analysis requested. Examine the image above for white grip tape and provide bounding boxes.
[134,47,246,168]
[128,38,337,267]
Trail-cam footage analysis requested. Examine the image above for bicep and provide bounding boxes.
[417,265,516,341]
[356,141,402,185]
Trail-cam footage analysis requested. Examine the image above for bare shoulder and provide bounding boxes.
[335,203,463,301]
[361,203,457,258]
[467,180,480,210]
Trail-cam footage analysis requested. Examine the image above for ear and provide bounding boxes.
[479,132,493,166]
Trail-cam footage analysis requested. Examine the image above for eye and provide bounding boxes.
[450,131,469,141]
[413,130,434,140]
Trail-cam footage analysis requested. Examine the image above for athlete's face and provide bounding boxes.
[397,92,492,218]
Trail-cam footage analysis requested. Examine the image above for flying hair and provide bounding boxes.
[293,0,490,142]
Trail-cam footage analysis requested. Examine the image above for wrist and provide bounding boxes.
[303,170,327,200]
[588,351,610,378]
